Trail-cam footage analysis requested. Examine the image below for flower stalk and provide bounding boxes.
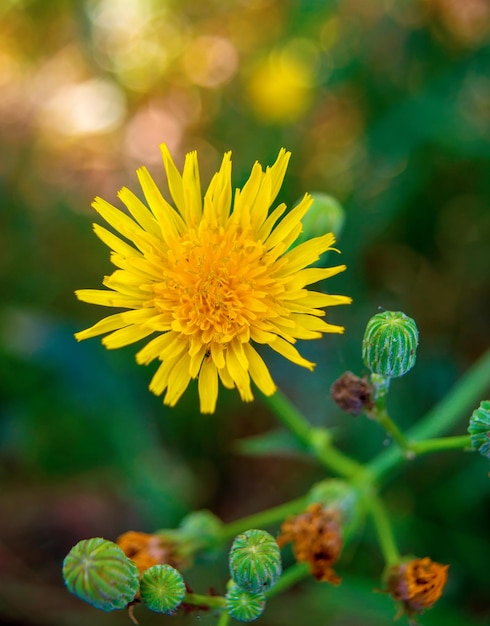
[262,389,364,478]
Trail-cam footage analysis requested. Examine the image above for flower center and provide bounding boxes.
[153,224,279,345]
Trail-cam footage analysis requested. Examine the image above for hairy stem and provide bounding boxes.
[216,610,230,626]
[262,389,364,477]
[410,435,472,455]
[362,489,401,567]
[367,348,490,482]
[183,593,226,610]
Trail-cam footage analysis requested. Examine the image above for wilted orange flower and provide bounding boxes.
[277,502,343,584]
[116,530,181,575]
[386,557,449,618]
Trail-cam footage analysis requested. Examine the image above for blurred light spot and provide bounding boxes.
[89,0,185,92]
[458,73,490,137]
[41,78,126,135]
[246,39,318,124]
[124,91,202,162]
[428,0,490,46]
[182,36,238,87]
[88,0,152,33]
[320,17,340,50]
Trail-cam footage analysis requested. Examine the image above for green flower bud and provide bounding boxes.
[226,581,266,622]
[62,538,139,611]
[178,509,223,544]
[298,193,346,242]
[468,400,490,459]
[139,564,186,614]
[362,311,419,378]
[229,529,282,593]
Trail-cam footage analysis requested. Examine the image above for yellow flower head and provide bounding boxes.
[75,145,351,413]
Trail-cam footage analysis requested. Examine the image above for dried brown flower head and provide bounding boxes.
[386,557,449,618]
[116,531,181,576]
[277,503,343,584]
[330,371,374,416]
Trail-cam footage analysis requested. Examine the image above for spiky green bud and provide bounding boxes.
[62,538,139,611]
[139,564,186,614]
[229,529,281,593]
[362,311,419,378]
[468,400,490,459]
[226,581,266,622]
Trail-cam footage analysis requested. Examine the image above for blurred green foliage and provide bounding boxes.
[0,0,489,624]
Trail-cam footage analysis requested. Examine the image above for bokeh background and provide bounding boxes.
[1,0,489,624]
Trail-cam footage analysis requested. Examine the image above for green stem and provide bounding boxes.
[217,610,230,626]
[183,593,226,610]
[369,374,410,450]
[376,407,410,450]
[265,563,309,599]
[217,495,308,543]
[362,490,401,567]
[410,435,472,455]
[367,348,490,483]
[261,388,317,446]
[262,389,364,478]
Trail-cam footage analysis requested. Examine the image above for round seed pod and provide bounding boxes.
[468,400,490,459]
[229,529,281,593]
[139,564,186,614]
[226,581,266,622]
[362,311,419,378]
[62,538,139,611]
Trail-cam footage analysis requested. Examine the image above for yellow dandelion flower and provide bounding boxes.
[75,145,351,413]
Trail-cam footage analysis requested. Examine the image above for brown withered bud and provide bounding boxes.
[116,531,184,576]
[330,371,374,416]
[277,503,343,585]
[386,557,449,619]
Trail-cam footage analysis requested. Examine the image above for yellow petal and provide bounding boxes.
[136,332,181,365]
[243,344,277,396]
[267,148,290,205]
[161,143,186,217]
[269,336,315,371]
[257,203,287,241]
[265,195,312,251]
[282,233,337,274]
[93,224,141,259]
[198,359,219,413]
[102,325,154,349]
[163,353,192,406]
[226,344,253,401]
[182,150,202,226]
[204,151,232,225]
[75,289,143,308]
[301,292,353,308]
[288,265,347,288]
[136,166,185,240]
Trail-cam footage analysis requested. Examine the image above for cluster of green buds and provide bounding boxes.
[63,522,284,622]
[62,509,225,616]
[63,538,186,615]
[226,529,282,621]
